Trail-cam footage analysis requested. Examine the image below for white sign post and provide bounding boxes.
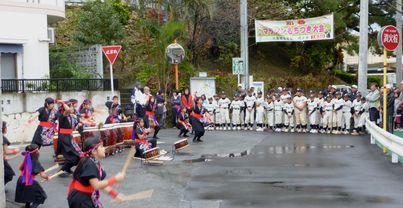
[102,45,122,97]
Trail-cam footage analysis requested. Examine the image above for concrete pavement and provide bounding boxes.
[5,129,403,208]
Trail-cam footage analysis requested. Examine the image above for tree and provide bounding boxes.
[183,0,214,64]
[116,10,190,92]
[245,0,397,73]
[73,0,128,45]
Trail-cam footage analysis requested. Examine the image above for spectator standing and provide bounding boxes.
[396,102,403,130]
[156,90,167,129]
[170,91,181,127]
[181,88,194,112]
[350,85,358,102]
[398,81,403,102]
[365,83,380,124]
[379,85,395,133]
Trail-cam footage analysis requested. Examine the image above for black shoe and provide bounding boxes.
[178,134,182,138]
[183,134,189,137]
[193,137,197,142]
[197,138,204,142]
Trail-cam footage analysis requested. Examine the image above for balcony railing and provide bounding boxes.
[4,0,65,7]
[1,78,118,93]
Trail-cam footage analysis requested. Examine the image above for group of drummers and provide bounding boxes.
[2,83,213,207]
[2,94,164,207]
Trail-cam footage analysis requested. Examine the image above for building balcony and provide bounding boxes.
[0,0,65,23]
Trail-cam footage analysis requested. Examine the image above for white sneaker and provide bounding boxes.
[326,130,331,134]
[282,128,286,132]
[290,128,295,133]
[243,127,248,130]
[284,128,289,132]
[343,130,349,135]
[224,127,227,131]
[249,127,253,131]
[332,130,338,135]
[297,128,302,133]
[237,127,241,130]
[256,128,263,132]
[302,129,307,133]
[312,129,318,134]
[232,126,236,130]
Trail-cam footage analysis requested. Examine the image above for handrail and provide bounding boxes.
[366,118,403,163]
[1,78,118,93]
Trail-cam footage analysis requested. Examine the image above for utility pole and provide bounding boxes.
[240,0,249,90]
[0,58,5,207]
[396,0,402,85]
[358,0,369,94]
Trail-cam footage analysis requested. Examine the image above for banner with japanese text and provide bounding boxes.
[255,14,334,42]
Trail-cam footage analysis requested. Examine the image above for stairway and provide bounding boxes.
[120,88,134,117]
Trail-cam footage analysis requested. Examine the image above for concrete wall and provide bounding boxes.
[1,90,120,143]
[0,11,50,79]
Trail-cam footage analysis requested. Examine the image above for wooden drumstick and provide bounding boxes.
[112,189,154,204]
[43,164,60,174]
[41,170,64,183]
[121,146,136,174]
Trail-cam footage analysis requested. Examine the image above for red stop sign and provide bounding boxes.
[379,25,400,51]
[102,45,122,64]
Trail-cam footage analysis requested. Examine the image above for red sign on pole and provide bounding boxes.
[102,45,122,64]
[379,25,400,51]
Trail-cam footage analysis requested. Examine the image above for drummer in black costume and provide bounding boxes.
[57,100,84,177]
[190,97,206,142]
[105,96,127,124]
[177,107,191,138]
[131,118,157,158]
[144,95,161,139]
[28,97,58,148]
[15,144,49,208]
[79,99,96,127]
[3,121,19,185]
[67,137,125,208]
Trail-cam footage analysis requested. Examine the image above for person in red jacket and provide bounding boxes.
[181,88,194,112]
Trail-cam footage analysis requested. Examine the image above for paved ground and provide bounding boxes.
[5,129,403,208]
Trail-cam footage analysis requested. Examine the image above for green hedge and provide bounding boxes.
[334,70,382,88]
[334,70,356,84]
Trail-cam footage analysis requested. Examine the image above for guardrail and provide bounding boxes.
[366,118,403,163]
[1,78,118,93]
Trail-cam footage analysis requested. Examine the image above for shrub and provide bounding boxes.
[334,70,356,84]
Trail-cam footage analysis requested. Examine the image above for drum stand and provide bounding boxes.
[172,145,189,160]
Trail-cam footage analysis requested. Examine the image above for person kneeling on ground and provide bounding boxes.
[132,118,157,158]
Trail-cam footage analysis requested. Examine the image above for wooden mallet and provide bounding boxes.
[121,145,136,174]
[112,189,154,204]
[41,170,64,183]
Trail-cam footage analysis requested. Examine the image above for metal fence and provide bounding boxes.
[1,79,118,93]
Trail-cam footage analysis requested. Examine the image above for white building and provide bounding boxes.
[0,0,65,79]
